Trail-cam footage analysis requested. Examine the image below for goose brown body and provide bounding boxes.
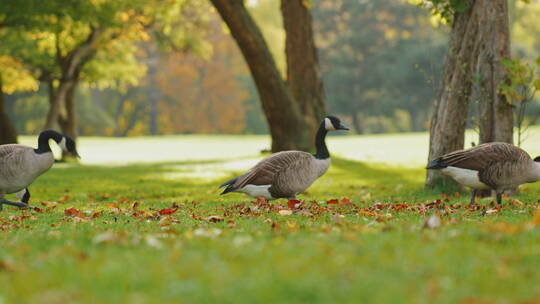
[227,151,330,199]
[427,142,540,204]
[220,115,349,200]
[0,145,54,195]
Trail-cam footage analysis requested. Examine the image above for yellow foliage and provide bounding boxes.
[0,56,38,93]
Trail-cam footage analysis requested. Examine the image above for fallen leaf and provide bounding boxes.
[423,213,441,229]
[107,203,119,209]
[286,200,302,209]
[158,208,178,216]
[279,210,292,216]
[484,208,500,215]
[286,220,297,232]
[327,199,338,205]
[340,197,352,205]
[41,201,58,208]
[91,211,103,218]
[508,199,524,207]
[205,215,224,223]
[64,208,84,217]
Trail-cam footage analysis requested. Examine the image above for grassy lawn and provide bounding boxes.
[3,132,540,303]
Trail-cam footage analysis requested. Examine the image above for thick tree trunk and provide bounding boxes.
[426,0,485,189]
[210,0,312,152]
[0,80,18,144]
[476,0,513,145]
[281,0,326,146]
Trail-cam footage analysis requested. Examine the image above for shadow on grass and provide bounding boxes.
[32,157,454,204]
[326,158,450,201]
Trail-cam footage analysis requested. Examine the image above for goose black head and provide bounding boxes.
[534,156,540,162]
[324,115,349,131]
[58,135,80,158]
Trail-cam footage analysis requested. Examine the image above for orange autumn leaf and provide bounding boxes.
[107,203,120,209]
[327,199,339,205]
[158,208,178,216]
[286,200,302,209]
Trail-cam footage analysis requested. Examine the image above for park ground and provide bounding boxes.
[2,130,540,303]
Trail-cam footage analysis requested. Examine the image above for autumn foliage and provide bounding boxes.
[156,21,249,134]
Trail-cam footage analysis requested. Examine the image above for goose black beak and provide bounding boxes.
[338,124,350,131]
[73,151,81,159]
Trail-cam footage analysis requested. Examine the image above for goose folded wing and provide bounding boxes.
[0,145,28,178]
[439,143,529,171]
[232,152,312,188]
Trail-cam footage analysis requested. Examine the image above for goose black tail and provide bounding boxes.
[219,177,238,195]
[426,158,447,169]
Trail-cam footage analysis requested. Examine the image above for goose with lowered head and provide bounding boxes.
[219,115,349,200]
[427,142,540,205]
[0,130,80,210]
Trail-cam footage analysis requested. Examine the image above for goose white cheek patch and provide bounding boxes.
[324,118,335,130]
[58,137,67,151]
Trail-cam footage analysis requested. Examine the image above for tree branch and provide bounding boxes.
[61,26,103,79]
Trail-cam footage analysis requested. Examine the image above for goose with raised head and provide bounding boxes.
[427,142,540,205]
[0,130,80,210]
[219,116,349,200]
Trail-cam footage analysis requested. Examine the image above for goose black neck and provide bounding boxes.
[314,123,329,159]
[35,130,62,154]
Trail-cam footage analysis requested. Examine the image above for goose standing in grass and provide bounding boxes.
[0,130,80,211]
[427,142,540,205]
[219,116,349,200]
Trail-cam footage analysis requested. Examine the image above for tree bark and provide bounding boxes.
[426,0,485,189]
[44,27,102,133]
[281,0,326,145]
[351,112,363,134]
[476,0,513,145]
[0,79,18,144]
[44,79,62,130]
[210,0,315,152]
[58,78,78,140]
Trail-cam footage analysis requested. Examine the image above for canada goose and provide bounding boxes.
[0,130,80,211]
[219,116,349,200]
[427,142,540,205]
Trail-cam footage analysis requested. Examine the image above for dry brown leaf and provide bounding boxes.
[508,199,524,207]
[205,216,224,223]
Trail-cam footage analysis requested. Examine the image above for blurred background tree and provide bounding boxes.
[0,0,538,151]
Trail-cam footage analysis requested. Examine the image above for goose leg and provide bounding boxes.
[469,189,477,206]
[16,188,31,204]
[0,198,31,209]
[496,192,503,205]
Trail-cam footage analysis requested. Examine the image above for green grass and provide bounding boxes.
[3,133,540,303]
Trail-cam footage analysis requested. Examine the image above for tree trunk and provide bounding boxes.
[476,0,513,145]
[0,79,18,144]
[351,112,363,134]
[44,79,62,130]
[210,0,312,152]
[426,0,486,189]
[281,0,326,146]
[58,79,78,140]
